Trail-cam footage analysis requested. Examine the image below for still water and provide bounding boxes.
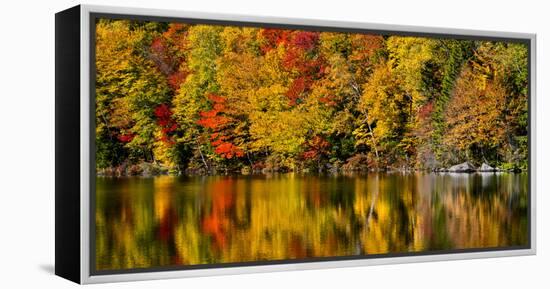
[95,173,528,271]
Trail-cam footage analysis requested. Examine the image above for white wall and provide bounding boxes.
[0,0,547,287]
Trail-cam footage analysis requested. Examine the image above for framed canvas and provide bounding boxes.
[55,4,536,284]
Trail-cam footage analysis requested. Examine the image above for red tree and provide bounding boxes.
[154,103,177,145]
[197,94,244,159]
[149,24,189,92]
[303,135,331,161]
[259,28,291,53]
[282,31,326,106]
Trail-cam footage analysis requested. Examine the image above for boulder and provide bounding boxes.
[241,166,251,175]
[478,163,496,172]
[447,162,476,173]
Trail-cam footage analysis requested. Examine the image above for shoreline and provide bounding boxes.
[97,165,525,178]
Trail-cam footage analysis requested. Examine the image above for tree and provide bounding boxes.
[172,25,224,170]
[386,36,437,109]
[302,135,331,171]
[94,20,529,174]
[357,64,412,168]
[442,41,528,168]
[443,66,506,164]
[197,94,244,159]
[431,40,476,163]
[95,20,170,167]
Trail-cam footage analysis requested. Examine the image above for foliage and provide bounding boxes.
[95,20,529,174]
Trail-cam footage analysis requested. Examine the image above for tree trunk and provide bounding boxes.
[365,113,380,163]
[246,151,253,167]
[151,149,158,165]
[198,145,209,171]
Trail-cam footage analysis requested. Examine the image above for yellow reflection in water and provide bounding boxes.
[95,173,528,271]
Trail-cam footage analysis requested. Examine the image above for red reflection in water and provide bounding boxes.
[158,208,178,242]
[201,178,236,250]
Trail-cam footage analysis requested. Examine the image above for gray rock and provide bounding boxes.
[478,163,496,172]
[448,162,476,173]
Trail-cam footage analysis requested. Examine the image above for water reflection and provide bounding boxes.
[95,173,528,270]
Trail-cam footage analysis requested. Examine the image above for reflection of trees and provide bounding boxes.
[434,173,528,248]
[95,173,528,270]
[96,178,159,269]
[201,179,234,250]
[354,173,424,254]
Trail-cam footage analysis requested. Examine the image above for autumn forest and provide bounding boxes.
[95,19,529,176]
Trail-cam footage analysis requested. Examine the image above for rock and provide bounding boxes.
[478,163,496,172]
[241,166,251,175]
[447,162,476,173]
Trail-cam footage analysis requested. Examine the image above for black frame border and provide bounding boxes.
[55,5,82,284]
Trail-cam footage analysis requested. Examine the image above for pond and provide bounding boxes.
[95,172,528,271]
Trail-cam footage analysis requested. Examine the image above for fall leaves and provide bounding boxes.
[95,19,528,174]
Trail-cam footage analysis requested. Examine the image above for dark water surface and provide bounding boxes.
[95,172,528,271]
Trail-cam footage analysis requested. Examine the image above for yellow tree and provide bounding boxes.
[172,25,224,170]
[95,20,170,167]
[443,41,527,167]
[386,36,437,109]
[357,64,411,168]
